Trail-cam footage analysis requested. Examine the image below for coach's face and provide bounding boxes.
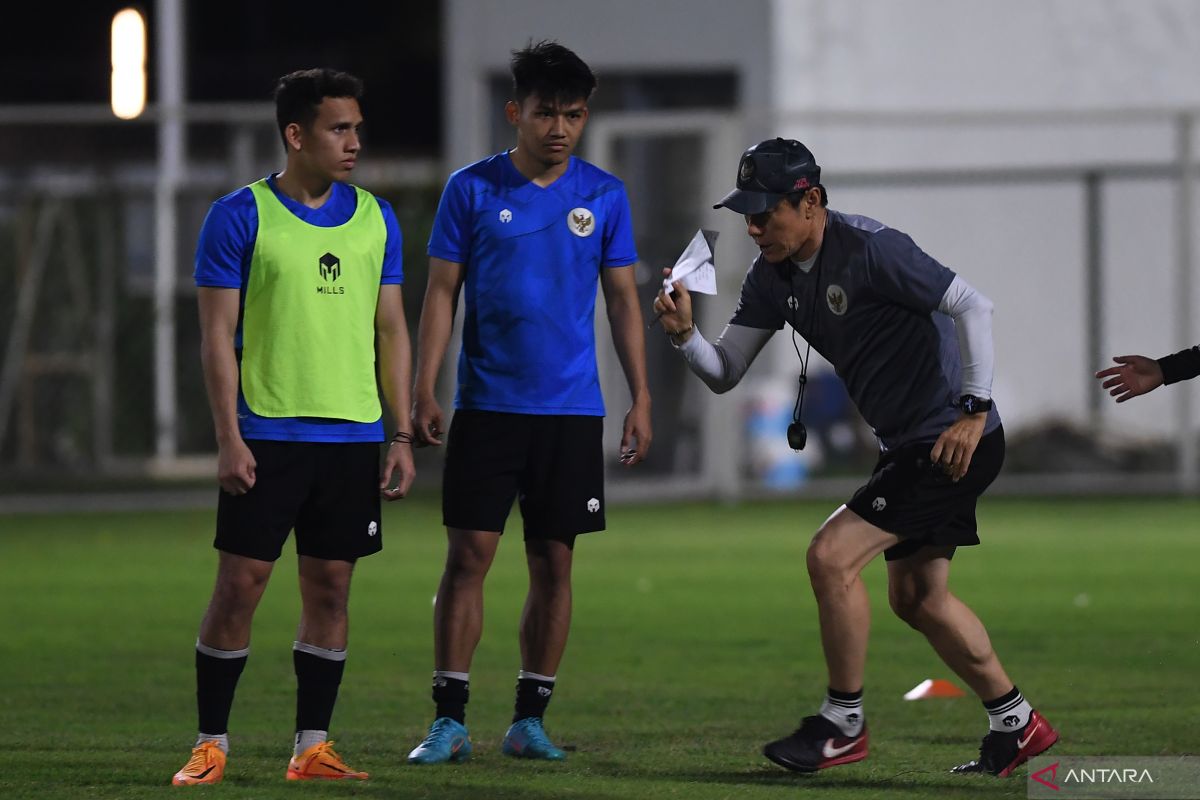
[507,94,589,170]
[744,189,823,264]
[288,96,363,182]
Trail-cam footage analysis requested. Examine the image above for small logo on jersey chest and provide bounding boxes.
[317,251,345,295]
[786,295,800,311]
[499,208,512,223]
[826,284,848,315]
[568,207,595,237]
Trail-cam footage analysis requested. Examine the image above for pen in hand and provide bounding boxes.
[646,287,675,330]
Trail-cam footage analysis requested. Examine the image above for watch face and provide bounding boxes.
[960,395,991,414]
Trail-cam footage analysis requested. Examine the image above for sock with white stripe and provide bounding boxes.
[195,639,249,750]
[819,687,865,737]
[293,641,346,755]
[514,670,556,722]
[984,685,1032,732]
[432,670,470,724]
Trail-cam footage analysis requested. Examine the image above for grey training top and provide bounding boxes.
[730,210,1001,450]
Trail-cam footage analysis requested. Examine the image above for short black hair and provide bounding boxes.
[510,40,596,106]
[273,68,363,149]
[786,185,829,208]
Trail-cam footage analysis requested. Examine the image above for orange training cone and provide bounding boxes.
[903,678,966,700]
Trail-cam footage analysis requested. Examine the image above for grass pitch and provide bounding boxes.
[1,494,1197,799]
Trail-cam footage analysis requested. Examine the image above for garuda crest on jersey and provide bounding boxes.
[826,284,848,316]
[568,207,595,237]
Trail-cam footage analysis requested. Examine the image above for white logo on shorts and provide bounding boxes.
[367,521,378,537]
[871,497,887,512]
[499,208,512,223]
[586,497,600,513]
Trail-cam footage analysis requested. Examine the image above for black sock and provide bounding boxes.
[293,644,346,733]
[195,644,248,736]
[513,676,555,722]
[433,673,470,724]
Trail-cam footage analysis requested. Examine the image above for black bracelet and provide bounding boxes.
[391,430,415,445]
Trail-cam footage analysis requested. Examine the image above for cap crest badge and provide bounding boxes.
[738,156,755,184]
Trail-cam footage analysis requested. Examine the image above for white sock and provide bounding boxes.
[196,733,229,754]
[986,687,1033,732]
[294,729,328,756]
[819,689,865,737]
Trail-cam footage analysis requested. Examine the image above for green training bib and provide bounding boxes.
[241,180,385,422]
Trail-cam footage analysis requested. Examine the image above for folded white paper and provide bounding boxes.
[662,229,719,295]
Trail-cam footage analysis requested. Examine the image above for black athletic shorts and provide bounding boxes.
[846,426,1005,562]
[215,440,383,562]
[442,410,605,544]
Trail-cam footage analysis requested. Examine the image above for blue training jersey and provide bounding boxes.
[193,174,404,442]
[428,152,638,415]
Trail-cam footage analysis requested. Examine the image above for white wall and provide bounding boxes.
[443,0,773,168]
[772,0,1200,114]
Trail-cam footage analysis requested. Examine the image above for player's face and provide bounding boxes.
[507,94,589,168]
[744,192,819,263]
[293,96,363,181]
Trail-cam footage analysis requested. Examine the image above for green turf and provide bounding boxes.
[1,495,1197,799]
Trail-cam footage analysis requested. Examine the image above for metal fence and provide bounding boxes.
[1,104,1197,500]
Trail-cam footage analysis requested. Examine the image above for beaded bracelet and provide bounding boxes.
[668,323,694,344]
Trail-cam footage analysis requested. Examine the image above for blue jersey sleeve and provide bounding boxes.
[378,197,404,284]
[194,191,256,288]
[864,229,955,312]
[602,186,638,267]
[427,172,472,264]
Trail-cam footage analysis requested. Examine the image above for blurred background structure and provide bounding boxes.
[2,0,1199,504]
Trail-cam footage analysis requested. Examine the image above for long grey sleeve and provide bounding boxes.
[673,323,775,393]
[938,275,995,398]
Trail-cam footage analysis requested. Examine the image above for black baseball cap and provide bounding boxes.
[713,138,821,214]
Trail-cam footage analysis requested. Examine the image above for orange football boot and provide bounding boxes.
[286,740,368,781]
[171,740,226,786]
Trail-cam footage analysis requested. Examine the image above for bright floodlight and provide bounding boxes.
[111,8,147,119]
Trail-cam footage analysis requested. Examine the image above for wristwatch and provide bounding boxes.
[957,394,993,415]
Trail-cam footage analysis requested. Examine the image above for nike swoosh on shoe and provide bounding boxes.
[822,739,858,759]
[1017,722,1041,750]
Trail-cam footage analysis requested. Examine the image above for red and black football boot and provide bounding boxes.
[763,714,869,773]
[951,709,1059,777]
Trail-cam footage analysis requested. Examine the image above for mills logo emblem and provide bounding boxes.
[319,252,341,282]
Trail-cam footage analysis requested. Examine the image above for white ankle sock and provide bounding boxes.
[819,689,864,737]
[294,729,328,756]
[196,733,229,754]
